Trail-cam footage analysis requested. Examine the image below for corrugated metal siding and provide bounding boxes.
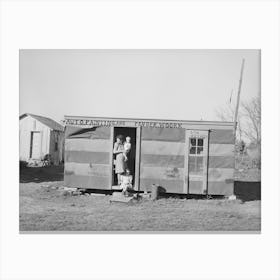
[140,178,184,193]
[63,124,235,194]
[64,126,111,189]
[141,154,185,168]
[64,175,110,190]
[208,129,235,195]
[209,129,235,144]
[140,127,185,193]
[65,151,110,164]
[65,126,111,139]
[142,127,185,142]
[207,182,234,196]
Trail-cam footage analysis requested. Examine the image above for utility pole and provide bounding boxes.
[234,58,245,137]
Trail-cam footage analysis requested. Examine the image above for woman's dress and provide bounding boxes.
[114,142,126,174]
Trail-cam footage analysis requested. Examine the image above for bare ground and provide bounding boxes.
[19,165,261,232]
[19,181,261,232]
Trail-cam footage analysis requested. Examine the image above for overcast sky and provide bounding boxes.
[20,49,260,123]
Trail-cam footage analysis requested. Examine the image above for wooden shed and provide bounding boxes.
[20,113,65,165]
[64,116,235,196]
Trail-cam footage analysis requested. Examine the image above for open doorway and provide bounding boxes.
[112,127,137,186]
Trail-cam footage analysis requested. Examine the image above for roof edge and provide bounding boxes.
[64,115,235,126]
[20,113,64,131]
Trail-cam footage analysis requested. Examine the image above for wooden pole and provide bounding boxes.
[234,59,245,136]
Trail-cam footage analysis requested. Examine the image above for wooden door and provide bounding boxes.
[30,131,41,159]
[184,130,209,194]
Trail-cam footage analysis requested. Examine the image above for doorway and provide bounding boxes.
[30,131,41,159]
[112,127,137,186]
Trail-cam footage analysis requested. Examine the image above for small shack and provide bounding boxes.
[64,116,235,196]
[20,113,65,165]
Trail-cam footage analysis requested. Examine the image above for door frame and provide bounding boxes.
[184,129,209,194]
[109,126,141,190]
[109,127,114,188]
[134,126,141,192]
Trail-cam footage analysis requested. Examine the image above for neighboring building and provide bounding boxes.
[19,113,65,165]
[63,115,235,196]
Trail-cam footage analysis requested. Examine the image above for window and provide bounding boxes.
[55,142,58,151]
[189,137,204,175]
[189,137,204,155]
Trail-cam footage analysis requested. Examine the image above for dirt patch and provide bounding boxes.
[19,182,261,232]
[19,164,261,232]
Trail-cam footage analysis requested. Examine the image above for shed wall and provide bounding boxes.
[139,127,235,195]
[63,123,235,195]
[64,126,112,189]
[139,127,185,193]
[207,129,235,195]
[49,130,65,165]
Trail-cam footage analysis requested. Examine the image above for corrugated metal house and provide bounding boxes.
[20,113,65,165]
[64,116,235,196]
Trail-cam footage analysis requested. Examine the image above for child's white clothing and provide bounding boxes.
[120,174,133,192]
[124,142,131,152]
[123,142,131,161]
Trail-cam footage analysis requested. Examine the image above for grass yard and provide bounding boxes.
[19,167,261,231]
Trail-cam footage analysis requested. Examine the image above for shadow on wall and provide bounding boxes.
[234,181,261,202]
[20,165,64,183]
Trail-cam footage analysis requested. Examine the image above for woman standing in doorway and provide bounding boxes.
[113,135,126,185]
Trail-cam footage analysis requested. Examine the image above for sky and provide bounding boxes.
[19,49,260,124]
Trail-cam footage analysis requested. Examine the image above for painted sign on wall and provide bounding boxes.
[65,118,183,128]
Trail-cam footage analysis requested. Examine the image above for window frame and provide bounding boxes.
[188,137,205,175]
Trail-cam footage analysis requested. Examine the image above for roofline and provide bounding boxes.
[64,115,235,127]
[20,113,64,131]
[19,113,28,119]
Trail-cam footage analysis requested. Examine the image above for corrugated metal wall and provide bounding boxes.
[64,126,112,189]
[63,125,235,195]
[139,127,235,195]
[208,129,235,195]
[139,127,185,193]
